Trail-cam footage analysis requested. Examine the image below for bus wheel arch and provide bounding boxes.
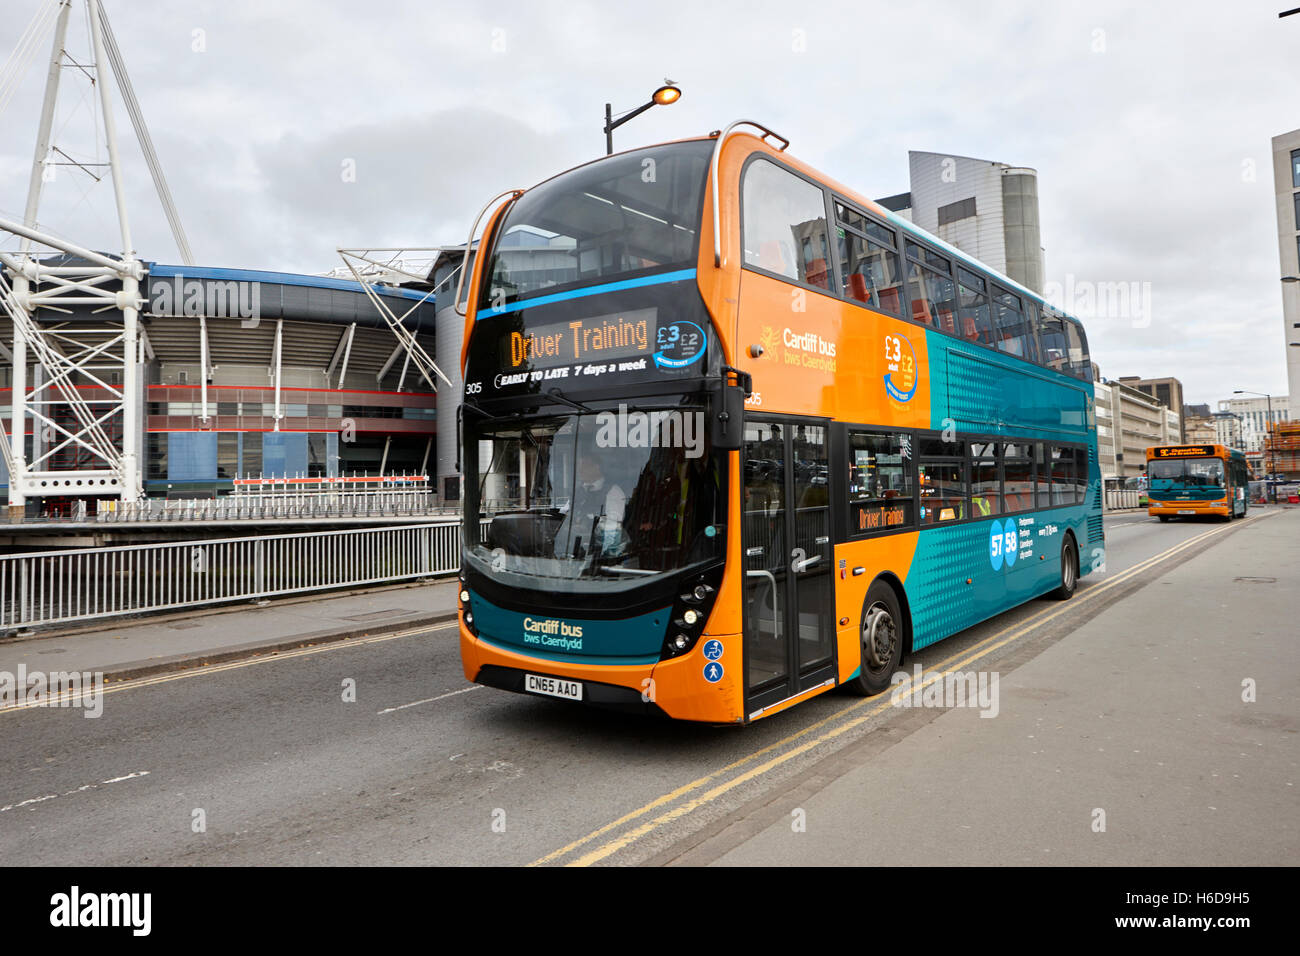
[1051,531,1079,600]
[875,572,914,659]
[845,575,911,697]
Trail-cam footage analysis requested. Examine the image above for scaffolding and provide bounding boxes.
[1263,420,1300,479]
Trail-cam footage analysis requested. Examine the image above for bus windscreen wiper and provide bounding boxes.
[545,387,592,413]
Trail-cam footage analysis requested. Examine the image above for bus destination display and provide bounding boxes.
[1153,445,1215,458]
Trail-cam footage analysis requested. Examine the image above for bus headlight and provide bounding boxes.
[661,566,724,661]
[460,589,471,603]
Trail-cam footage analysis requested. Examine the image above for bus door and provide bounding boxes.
[742,418,837,717]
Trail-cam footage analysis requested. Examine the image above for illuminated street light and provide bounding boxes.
[604,83,682,155]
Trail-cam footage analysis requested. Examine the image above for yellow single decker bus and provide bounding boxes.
[456,121,1103,724]
[1146,444,1249,520]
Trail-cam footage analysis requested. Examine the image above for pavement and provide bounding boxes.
[704,506,1299,865]
[0,579,459,681]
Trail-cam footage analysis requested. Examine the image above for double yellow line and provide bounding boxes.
[0,621,458,715]
[533,517,1255,866]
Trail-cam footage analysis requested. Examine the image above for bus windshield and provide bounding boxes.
[480,140,713,309]
[463,406,726,593]
[1148,457,1225,491]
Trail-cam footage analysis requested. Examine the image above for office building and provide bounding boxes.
[1094,379,1182,478]
[1215,394,1290,452]
[877,150,1045,294]
[1117,376,1185,441]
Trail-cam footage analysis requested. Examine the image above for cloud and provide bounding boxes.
[0,0,1295,403]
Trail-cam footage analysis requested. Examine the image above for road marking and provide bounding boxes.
[378,685,481,714]
[0,622,458,717]
[0,770,150,814]
[537,516,1260,866]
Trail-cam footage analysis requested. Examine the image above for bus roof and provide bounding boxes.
[724,131,1089,332]
[507,130,1093,337]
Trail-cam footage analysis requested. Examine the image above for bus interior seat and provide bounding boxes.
[911,296,932,325]
[877,287,901,313]
[848,272,869,303]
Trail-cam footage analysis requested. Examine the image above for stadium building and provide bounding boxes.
[2,260,441,504]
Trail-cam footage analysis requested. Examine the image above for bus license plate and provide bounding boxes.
[1178,510,1196,515]
[525,674,583,701]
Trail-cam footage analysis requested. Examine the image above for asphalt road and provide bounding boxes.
[0,510,1287,866]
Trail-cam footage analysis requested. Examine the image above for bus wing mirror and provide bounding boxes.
[712,367,751,451]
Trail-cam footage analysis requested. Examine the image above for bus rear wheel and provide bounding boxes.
[1051,536,1078,600]
[847,582,905,697]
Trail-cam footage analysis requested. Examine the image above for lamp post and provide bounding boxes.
[604,84,681,155]
[1235,389,1275,500]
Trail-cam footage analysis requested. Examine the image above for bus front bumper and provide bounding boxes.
[459,619,744,723]
[1148,498,1228,516]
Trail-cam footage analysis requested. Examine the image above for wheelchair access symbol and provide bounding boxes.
[702,639,724,661]
[703,661,724,683]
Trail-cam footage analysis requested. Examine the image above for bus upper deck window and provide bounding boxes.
[742,159,831,291]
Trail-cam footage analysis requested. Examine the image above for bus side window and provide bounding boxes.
[908,263,956,334]
[1034,443,1053,508]
[742,158,832,291]
[847,431,915,534]
[1037,309,1069,373]
[918,438,968,524]
[957,268,994,346]
[994,291,1041,363]
[970,440,1001,516]
[1077,447,1090,503]
[1049,445,1073,506]
[838,230,903,316]
[1002,443,1034,512]
[1065,319,1091,380]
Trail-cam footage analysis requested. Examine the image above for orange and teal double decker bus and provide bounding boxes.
[1146,444,1249,520]
[456,121,1103,724]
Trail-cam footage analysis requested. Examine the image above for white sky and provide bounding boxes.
[1,0,1296,405]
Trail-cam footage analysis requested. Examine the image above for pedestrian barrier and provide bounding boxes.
[0,521,463,631]
[91,492,456,523]
[1104,489,1141,510]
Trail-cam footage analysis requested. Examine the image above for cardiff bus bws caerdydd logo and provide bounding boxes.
[883,333,917,402]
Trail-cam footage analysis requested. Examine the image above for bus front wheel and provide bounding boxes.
[847,582,905,697]
[1051,536,1078,600]
[1157,515,1171,522]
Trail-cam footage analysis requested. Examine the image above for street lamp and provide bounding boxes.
[604,83,681,155]
[1235,389,1276,499]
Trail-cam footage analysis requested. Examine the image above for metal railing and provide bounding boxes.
[93,492,456,523]
[0,522,462,631]
[1104,489,1142,510]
